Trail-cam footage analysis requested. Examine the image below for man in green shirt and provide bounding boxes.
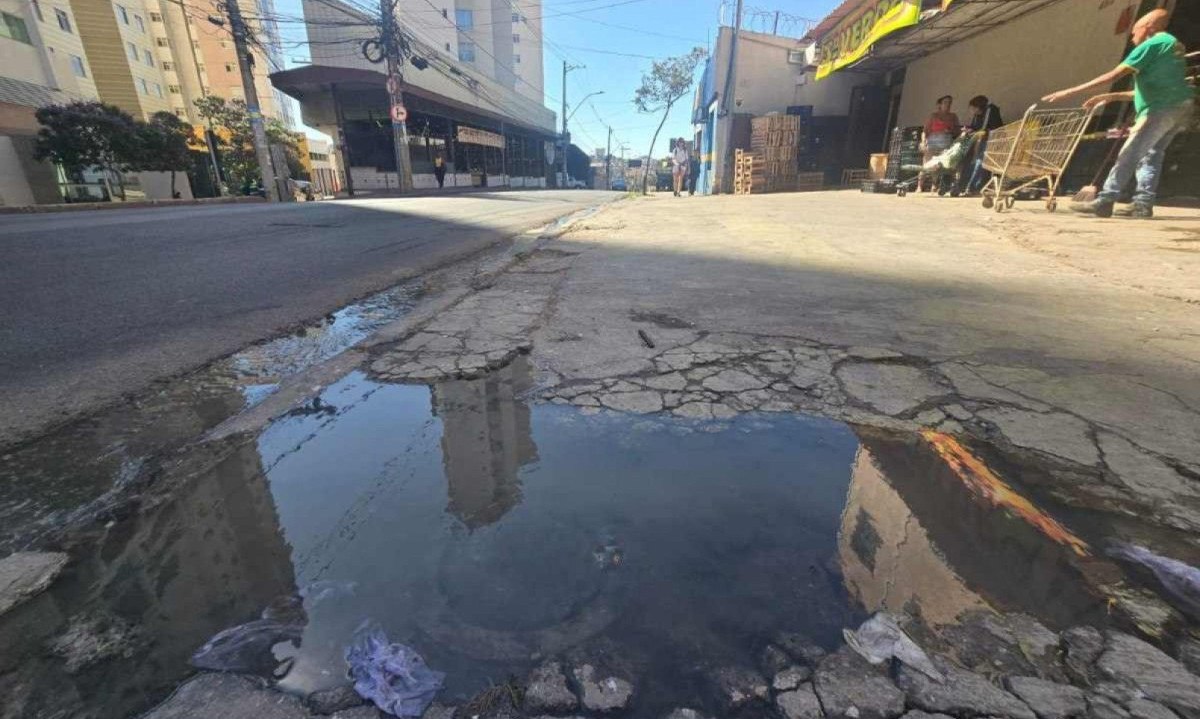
[1043,9,1194,218]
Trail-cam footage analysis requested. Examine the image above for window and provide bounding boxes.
[32,1,44,22]
[137,77,149,95]
[161,60,173,71]
[454,9,472,29]
[153,82,162,97]
[69,54,86,77]
[457,41,475,62]
[224,62,235,72]
[514,54,520,64]
[150,12,162,22]
[168,84,181,94]
[511,12,519,22]
[441,8,447,18]
[174,107,186,117]
[444,42,450,51]
[0,12,31,43]
[128,41,138,61]
[512,33,519,43]
[116,4,129,24]
[134,15,144,33]
[155,37,169,47]
[143,48,153,66]
[54,8,70,32]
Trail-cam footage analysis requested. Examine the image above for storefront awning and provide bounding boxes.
[270,65,556,139]
[812,0,1069,79]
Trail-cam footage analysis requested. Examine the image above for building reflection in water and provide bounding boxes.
[432,357,539,529]
[0,439,296,719]
[839,430,1115,630]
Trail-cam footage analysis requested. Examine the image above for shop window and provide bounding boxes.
[54,8,71,32]
[0,12,31,43]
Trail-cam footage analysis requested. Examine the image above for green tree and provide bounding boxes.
[633,47,707,195]
[194,96,306,192]
[133,111,194,198]
[34,101,139,199]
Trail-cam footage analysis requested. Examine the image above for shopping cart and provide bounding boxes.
[885,126,923,195]
[980,103,1105,212]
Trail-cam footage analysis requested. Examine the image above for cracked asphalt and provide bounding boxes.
[367,191,1200,550]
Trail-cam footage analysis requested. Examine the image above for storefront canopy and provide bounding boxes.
[809,0,1070,79]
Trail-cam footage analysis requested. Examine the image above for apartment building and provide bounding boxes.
[68,0,173,119]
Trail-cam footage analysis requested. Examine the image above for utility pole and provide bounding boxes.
[604,126,612,189]
[772,10,780,34]
[225,0,278,201]
[560,61,583,188]
[177,1,222,195]
[380,0,413,192]
[718,0,744,194]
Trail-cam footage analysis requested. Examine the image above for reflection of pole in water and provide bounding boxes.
[432,359,539,529]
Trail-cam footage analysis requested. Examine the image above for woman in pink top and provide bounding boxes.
[921,95,961,191]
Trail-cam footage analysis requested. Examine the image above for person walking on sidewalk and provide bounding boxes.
[671,138,689,197]
[434,155,447,189]
[1042,9,1194,218]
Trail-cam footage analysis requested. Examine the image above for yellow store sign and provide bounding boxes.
[815,0,922,79]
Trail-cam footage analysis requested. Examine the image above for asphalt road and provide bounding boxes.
[0,191,616,445]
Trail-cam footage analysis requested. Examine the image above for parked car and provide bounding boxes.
[611,177,627,191]
[564,177,588,189]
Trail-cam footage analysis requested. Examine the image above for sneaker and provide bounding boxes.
[1070,199,1114,217]
[1114,204,1153,218]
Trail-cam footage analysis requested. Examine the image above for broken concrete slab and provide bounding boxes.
[814,647,906,719]
[975,408,1099,466]
[1063,627,1105,685]
[142,673,314,719]
[775,632,828,668]
[0,551,68,617]
[775,665,814,692]
[896,658,1036,719]
[709,665,770,711]
[835,362,945,416]
[49,611,143,674]
[1087,694,1131,719]
[702,369,770,393]
[1096,632,1200,719]
[573,664,633,713]
[1127,699,1181,719]
[1006,677,1087,719]
[777,684,823,719]
[524,661,578,714]
[306,685,365,715]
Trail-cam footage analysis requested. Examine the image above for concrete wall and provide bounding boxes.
[0,135,34,206]
[897,0,1133,128]
[134,169,193,199]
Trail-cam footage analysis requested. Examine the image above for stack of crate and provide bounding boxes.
[750,115,802,193]
[733,149,758,195]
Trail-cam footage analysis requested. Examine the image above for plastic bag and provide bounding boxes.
[345,622,445,717]
[1108,543,1200,619]
[190,618,303,675]
[843,612,943,682]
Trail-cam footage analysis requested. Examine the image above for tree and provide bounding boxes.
[632,47,707,195]
[133,111,194,198]
[34,102,139,199]
[194,96,305,192]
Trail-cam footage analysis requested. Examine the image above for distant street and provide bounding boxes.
[0,191,615,444]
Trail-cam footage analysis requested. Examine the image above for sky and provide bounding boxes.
[272,0,843,159]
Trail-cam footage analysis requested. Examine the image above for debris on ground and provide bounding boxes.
[49,611,144,673]
[1107,543,1200,619]
[574,663,634,713]
[189,617,303,677]
[524,661,578,714]
[345,622,445,718]
[0,551,68,616]
[844,612,943,681]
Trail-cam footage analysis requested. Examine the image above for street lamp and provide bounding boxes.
[568,90,605,122]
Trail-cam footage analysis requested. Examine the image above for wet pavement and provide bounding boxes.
[5,353,1199,719]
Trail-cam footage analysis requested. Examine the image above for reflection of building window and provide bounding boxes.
[137,77,149,95]
[150,12,162,22]
[514,54,520,64]
[153,82,163,97]
[458,41,475,63]
[162,61,173,71]
[116,4,129,24]
[454,8,472,29]
[168,84,181,94]
[128,41,139,61]
[224,62,235,72]
[70,54,87,77]
[156,37,169,47]
[143,49,154,66]
[512,33,519,43]
[54,8,71,32]
[32,1,44,22]
[511,12,518,22]
[0,12,31,43]
[134,14,145,32]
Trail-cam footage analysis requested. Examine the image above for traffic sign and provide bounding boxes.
[391,104,408,123]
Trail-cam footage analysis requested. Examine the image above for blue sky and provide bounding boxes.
[273,0,842,159]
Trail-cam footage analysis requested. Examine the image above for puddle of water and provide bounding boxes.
[6,358,1192,719]
[0,283,420,554]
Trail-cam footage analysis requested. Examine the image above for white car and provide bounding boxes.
[563,177,588,189]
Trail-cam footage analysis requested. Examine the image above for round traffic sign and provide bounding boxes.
[391,104,408,123]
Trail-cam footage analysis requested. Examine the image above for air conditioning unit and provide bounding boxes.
[804,44,821,66]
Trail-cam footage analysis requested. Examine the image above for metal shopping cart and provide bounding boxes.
[980,103,1105,212]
